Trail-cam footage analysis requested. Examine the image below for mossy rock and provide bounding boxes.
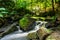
[27,32,39,40]
[37,27,52,40]
[19,14,36,31]
[46,31,60,40]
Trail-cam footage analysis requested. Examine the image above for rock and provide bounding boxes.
[46,22,55,28]
[27,27,60,40]
[46,31,60,40]
[31,39,38,40]
[0,22,18,37]
[27,27,52,40]
[19,14,36,31]
[27,32,39,40]
[37,27,52,40]
[52,25,60,31]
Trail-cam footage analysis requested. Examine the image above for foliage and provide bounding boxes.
[0,7,8,17]
[14,0,46,9]
[27,32,38,39]
[0,0,15,10]
[51,16,56,22]
[15,0,30,9]
[0,7,17,18]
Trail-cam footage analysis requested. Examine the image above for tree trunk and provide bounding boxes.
[52,0,55,14]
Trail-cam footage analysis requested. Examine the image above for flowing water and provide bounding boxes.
[0,21,47,40]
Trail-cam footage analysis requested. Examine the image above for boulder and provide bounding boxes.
[37,27,52,40]
[27,32,39,40]
[0,22,18,37]
[27,27,52,40]
[19,14,36,31]
[46,31,60,40]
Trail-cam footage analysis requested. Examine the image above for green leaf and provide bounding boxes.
[0,8,6,10]
[1,12,8,14]
[0,14,3,17]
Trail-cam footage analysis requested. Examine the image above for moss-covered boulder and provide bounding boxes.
[46,31,60,40]
[27,27,52,40]
[27,32,39,40]
[19,14,36,31]
[37,27,52,40]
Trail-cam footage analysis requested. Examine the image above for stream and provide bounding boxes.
[0,21,47,40]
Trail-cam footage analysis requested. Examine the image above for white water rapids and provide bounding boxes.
[0,21,47,40]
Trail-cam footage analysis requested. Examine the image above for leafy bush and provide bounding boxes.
[0,0,15,10]
[0,7,8,17]
[0,7,18,18]
[15,0,30,9]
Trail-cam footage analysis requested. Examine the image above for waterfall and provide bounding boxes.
[1,21,47,40]
[16,26,23,33]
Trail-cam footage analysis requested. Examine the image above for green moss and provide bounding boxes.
[28,32,37,39]
[27,32,39,40]
[19,17,30,29]
[46,32,60,40]
[19,14,31,27]
[19,14,35,31]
